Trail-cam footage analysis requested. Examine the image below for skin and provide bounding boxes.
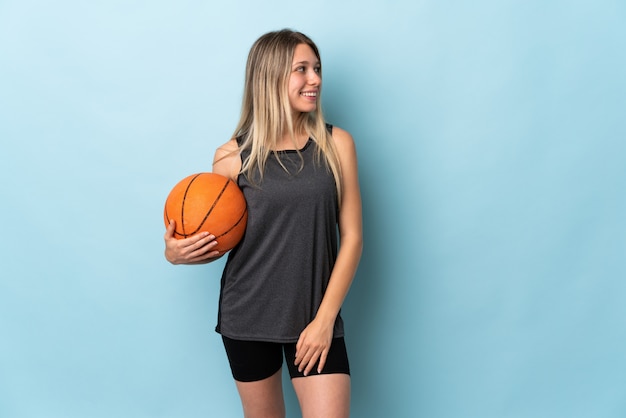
[288,44,322,120]
[164,43,363,418]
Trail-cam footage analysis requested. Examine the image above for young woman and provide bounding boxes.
[164,29,362,418]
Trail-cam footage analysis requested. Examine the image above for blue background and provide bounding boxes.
[1,1,625,417]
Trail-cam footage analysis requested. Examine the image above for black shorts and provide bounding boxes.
[221,336,350,382]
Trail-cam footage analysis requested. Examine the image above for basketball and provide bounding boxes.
[164,172,248,253]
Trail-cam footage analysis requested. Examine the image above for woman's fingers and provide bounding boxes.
[295,333,331,376]
[297,346,329,376]
[164,220,220,264]
[317,349,329,374]
[184,234,219,262]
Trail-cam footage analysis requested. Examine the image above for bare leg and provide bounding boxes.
[292,373,350,418]
[234,368,286,418]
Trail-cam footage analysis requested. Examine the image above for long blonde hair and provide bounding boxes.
[232,29,343,201]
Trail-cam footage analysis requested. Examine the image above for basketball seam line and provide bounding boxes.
[215,207,248,239]
[185,177,230,237]
[180,173,204,237]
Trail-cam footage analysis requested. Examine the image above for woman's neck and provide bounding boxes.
[275,131,308,151]
[274,115,308,150]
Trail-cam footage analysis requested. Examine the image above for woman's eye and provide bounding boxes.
[314,67,321,73]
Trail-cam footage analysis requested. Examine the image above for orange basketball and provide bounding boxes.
[164,172,248,253]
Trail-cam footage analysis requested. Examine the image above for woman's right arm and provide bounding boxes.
[163,138,241,265]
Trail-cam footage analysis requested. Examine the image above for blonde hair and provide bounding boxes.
[232,29,343,201]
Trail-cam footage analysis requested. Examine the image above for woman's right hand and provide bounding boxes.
[164,220,222,264]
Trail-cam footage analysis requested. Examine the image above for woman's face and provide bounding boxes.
[288,43,321,115]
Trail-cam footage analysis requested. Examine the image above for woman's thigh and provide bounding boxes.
[222,337,286,417]
[283,337,351,379]
[235,368,286,418]
[291,373,351,418]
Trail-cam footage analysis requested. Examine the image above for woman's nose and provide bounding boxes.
[308,70,321,85]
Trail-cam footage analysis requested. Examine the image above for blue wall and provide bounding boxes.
[1,1,624,417]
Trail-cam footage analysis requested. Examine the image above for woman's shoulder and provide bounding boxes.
[215,138,240,154]
[328,125,356,153]
[212,138,241,181]
[329,125,350,138]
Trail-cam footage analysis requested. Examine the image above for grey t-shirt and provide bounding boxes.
[215,133,343,343]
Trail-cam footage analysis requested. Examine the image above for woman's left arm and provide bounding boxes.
[295,127,363,375]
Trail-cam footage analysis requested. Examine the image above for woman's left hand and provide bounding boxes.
[294,318,334,376]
